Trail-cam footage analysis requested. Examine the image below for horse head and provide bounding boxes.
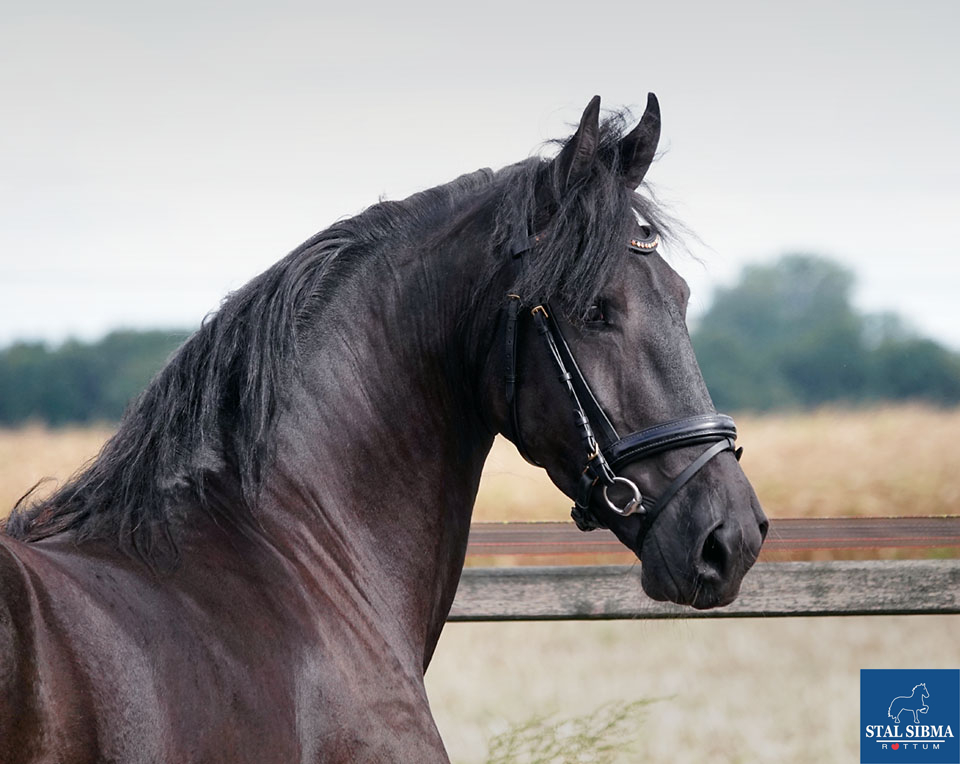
[493,95,767,608]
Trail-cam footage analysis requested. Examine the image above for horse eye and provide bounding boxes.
[583,300,606,324]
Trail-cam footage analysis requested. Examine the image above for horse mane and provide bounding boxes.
[4,108,674,565]
[492,109,677,317]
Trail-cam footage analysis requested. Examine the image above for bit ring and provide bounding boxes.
[602,477,643,516]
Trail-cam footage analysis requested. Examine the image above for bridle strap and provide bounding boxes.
[646,436,737,518]
[502,225,744,537]
[529,306,616,485]
[626,436,740,547]
[540,308,619,448]
[504,296,540,466]
[607,413,738,468]
[503,227,618,465]
[572,414,740,531]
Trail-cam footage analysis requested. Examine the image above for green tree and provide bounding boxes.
[692,254,960,410]
[0,330,190,425]
[870,338,960,403]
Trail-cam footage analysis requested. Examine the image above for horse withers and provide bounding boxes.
[1,94,766,762]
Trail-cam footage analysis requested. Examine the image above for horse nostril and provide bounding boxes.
[758,517,769,542]
[700,524,729,580]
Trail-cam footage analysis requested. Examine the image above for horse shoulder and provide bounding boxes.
[0,536,104,762]
[0,536,41,761]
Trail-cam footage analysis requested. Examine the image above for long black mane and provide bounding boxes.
[5,110,674,564]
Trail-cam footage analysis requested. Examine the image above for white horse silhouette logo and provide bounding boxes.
[889,683,931,724]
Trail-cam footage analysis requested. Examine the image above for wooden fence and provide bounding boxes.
[449,518,960,621]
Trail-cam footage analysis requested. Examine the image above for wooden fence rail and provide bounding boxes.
[449,560,960,621]
[465,517,960,558]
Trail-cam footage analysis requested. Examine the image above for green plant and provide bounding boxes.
[483,699,658,764]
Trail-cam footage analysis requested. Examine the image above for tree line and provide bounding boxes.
[691,254,960,411]
[0,253,957,425]
[0,330,189,425]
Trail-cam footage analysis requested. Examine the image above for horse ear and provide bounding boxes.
[554,95,601,191]
[619,92,661,189]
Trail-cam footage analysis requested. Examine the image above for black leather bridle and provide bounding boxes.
[504,227,742,534]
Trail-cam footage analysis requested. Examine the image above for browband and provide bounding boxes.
[511,225,660,258]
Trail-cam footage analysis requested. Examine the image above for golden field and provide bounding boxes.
[4,404,959,522]
[1,406,958,763]
[0,424,115,514]
[475,404,960,522]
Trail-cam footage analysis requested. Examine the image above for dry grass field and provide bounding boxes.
[4,405,959,522]
[476,403,960,522]
[0,423,114,514]
[1,405,958,762]
[428,616,957,763]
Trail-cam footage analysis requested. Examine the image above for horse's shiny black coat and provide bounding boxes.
[0,95,766,762]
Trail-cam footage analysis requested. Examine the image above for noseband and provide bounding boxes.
[504,227,742,534]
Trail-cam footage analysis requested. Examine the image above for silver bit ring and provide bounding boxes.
[602,477,643,516]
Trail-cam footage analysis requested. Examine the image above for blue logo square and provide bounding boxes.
[861,669,960,763]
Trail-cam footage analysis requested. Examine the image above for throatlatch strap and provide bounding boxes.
[504,296,540,466]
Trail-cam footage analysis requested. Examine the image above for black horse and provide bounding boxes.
[0,95,766,762]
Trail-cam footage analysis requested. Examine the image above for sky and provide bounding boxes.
[2,0,958,348]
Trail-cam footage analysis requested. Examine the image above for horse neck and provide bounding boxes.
[258,225,497,667]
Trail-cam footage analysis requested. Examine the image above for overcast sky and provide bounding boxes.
[2,0,958,348]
